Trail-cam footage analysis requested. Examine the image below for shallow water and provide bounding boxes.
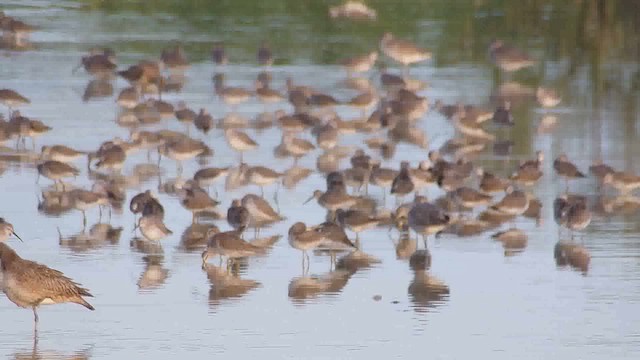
[1,1,640,359]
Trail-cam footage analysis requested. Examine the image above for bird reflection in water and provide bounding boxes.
[203,263,260,309]
[554,240,590,275]
[137,255,169,291]
[11,341,91,360]
[407,250,450,313]
[130,235,164,255]
[393,232,417,260]
[289,250,380,305]
[58,223,122,253]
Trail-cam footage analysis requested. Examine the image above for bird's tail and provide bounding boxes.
[74,297,95,311]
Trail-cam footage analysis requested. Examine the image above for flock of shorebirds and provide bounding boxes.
[0,1,635,329]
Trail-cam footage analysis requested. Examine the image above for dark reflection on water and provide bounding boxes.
[406,250,449,313]
[204,263,261,309]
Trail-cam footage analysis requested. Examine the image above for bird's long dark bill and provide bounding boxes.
[13,232,23,242]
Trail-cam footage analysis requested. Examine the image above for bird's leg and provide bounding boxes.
[305,251,310,274]
[32,307,39,324]
[99,206,103,221]
[301,251,305,275]
[260,186,264,198]
[82,211,87,229]
[422,234,428,249]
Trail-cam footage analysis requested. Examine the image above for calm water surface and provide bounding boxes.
[1,1,640,359]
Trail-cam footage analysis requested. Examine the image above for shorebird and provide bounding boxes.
[194,108,214,134]
[589,160,615,187]
[90,140,126,173]
[602,171,640,195]
[304,188,358,214]
[241,194,284,229]
[313,221,356,251]
[0,242,94,325]
[174,101,196,132]
[74,50,117,79]
[407,196,450,248]
[116,87,139,109]
[379,33,431,77]
[40,145,85,163]
[340,51,378,77]
[510,166,543,187]
[36,160,80,190]
[347,91,378,118]
[69,185,109,227]
[369,161,398,201]
[536,87,561,108]
[255,81,285,108]
[329,1,377,20]
[312,119,339,150]
[215,76,252,113]
[288,222,326,273]
[180,182,220,223]
[136,215,172,242]
[282,132,315,163]
[225,129,257,161]
[391,161,415,203]
[160,44,189,73]
[335,208,379,242]
[0,89,30,115]
[490,186,529,216]
[246,165,282,196]
[559,196,591,242]
[0,218,22,242]
[477,167,510,194]
[117,60,162,89]
[451,186,493,210]
[510,151,544,186]
[130,190,164,228]
[227,199,249,234]
[488,39,535,72]
[554,154,585,191]
[159,138,205,174]
[201,226,263,267]
[194,167,229,195]
[7,111,51,149]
